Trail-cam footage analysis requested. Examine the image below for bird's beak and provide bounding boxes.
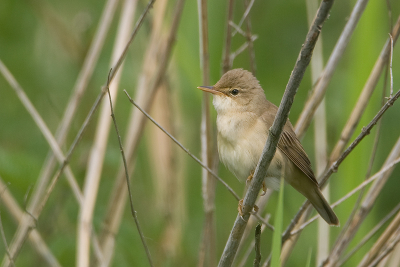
[197,86,225,96]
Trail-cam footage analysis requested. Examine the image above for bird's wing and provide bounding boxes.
[277,127,317,185]
[261,106,317,185]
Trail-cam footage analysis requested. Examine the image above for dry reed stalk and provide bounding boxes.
[96,2,169,265]
[218,1,334,265]
[97,1,184,265]
[305,0,330,265]
[222,0,235,74]
[322,136,400,267]
[364,228,400,267]
[197,0,217,265]
[147,80,185,260]
[243,0,256,75]
[358,209,400,266]
[328,16,400,163]
[1,0,154,265]
[76,1,137,266]
[340,202,400,266]
[386,242,400,267]
[0,178,61,267]
[294,0,371,139]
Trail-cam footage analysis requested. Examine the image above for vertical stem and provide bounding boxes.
[222,0,235,74]
[198,0,216,265]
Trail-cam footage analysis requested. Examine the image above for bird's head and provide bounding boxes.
[198,68,267,114]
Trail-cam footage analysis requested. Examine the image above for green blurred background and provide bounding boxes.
[1,0,400,266]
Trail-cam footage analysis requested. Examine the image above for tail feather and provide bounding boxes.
[309,188,339,226]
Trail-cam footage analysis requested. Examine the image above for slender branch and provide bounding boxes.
[107,87,153,266]
[124,90,240,201]
[295,0,372,139]
[217,1,334,266]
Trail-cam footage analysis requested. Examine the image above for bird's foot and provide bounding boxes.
[238,199,259,217]
[246,170,254,186]
[261,181,267,196]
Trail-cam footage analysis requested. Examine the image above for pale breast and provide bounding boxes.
[216,114,267,182]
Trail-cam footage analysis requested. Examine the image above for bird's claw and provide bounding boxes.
[238,199,259,217]
[261,181,267,196]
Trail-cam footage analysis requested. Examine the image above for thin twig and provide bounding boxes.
[124,90,240,201]
[107,86,153,266]
[218,1,334,266]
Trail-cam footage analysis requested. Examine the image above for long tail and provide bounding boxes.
[308,187,339,226]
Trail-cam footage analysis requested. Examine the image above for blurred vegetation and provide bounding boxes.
[0,0,400,266]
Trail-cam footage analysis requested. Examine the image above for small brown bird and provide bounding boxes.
[198,68,339,226]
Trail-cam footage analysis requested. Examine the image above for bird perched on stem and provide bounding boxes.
[198,68,339,226]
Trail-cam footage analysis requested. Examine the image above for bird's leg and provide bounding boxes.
[238,199,259,217]
[261,181,267,196]
[246,170,254,186]
[247,170,267,196]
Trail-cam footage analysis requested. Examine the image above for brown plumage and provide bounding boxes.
[198,68,339,226]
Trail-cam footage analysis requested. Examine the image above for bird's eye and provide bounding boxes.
[231,89,239,95]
